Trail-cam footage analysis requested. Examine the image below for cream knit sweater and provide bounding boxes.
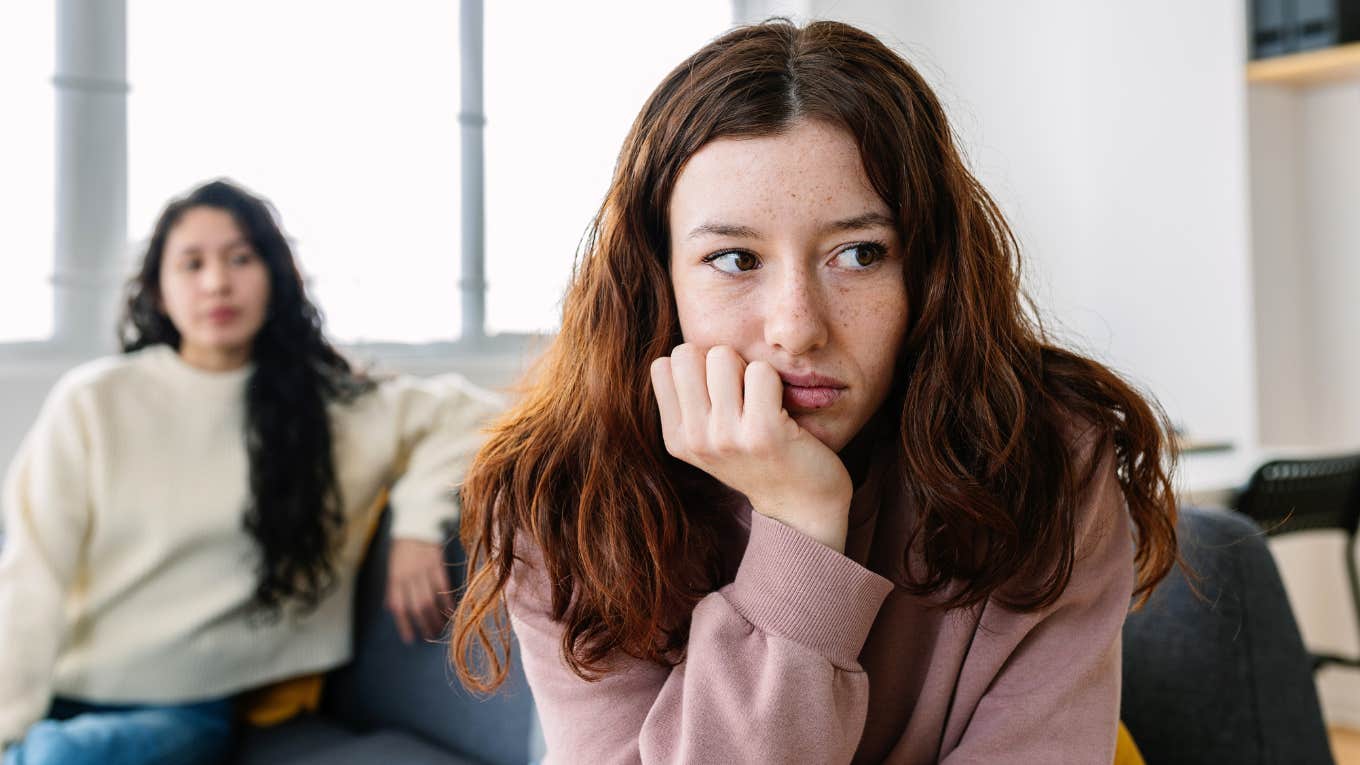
[0,345,500,745]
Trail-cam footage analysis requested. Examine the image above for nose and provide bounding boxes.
[762,263,829,356]
[200,260,231,295]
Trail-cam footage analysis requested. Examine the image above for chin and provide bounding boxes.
[792,413,851,452]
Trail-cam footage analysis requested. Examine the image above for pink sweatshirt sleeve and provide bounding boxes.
[939,445,1137,763]
[506,510,894,765]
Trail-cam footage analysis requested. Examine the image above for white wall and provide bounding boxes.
[807,0,1258,449]
[0,365,59,480]
[1251,80,1360,450]
[1248,86,1313,444]
[1298,83,1360,448]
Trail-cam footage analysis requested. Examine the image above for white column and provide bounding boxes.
[460,0,486,343]
[52,0,127,354]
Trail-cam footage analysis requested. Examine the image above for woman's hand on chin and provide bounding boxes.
[650,343,853,553]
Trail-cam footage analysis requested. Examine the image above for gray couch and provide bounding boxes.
[1121,506,1334,764]
[232,510,542,765]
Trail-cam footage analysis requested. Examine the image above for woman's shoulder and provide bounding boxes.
[1055,415,1131,559]
[21,350,169,437]
[49,347,169,402]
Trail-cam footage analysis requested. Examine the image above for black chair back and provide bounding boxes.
[1233,452,1360,673]
[1235,453,1360,535]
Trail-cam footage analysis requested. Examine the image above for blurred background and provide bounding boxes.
[1,0,1358,755]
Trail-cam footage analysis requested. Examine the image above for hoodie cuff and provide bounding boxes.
[724,511,893,668]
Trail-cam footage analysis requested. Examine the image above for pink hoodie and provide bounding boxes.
[506,443,1134,764]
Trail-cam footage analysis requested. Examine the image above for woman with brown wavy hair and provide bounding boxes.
[453,18,1178,764]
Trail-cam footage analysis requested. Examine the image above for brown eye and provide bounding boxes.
[704,250,761,274]
[834,242,886,269]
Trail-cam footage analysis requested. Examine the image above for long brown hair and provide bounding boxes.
[452,19,1179,691]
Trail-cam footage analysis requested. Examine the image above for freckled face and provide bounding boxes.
[666,118,910,452]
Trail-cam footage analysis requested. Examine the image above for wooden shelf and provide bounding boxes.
[1248,42,1360,86]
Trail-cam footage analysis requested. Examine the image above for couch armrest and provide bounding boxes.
[1121,506,1331,765]
[323,509,541,765]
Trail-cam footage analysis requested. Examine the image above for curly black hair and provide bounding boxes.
[120,179,376,619]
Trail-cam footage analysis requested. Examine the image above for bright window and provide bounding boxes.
[128,2,735,343]
[128,1,462,343]
[483,1,734,334]
[0,2,56,342]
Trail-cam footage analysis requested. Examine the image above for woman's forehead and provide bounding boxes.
[165,208,248,253]
[669,122,891,240]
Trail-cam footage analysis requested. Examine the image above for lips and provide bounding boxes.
[778,370,847,412]
[206,307,240,323]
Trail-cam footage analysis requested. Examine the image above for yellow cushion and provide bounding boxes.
[1114,720,1146,765]
[239,673,325,727]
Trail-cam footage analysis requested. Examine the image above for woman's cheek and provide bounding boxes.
[676,285,747,346]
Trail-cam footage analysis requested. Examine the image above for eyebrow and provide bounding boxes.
[685,211,896,241]
[175,238,252,256]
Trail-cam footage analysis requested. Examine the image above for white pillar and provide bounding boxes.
[53,0,127,354]
[460,0,486,343]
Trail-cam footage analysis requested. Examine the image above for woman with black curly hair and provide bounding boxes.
[0,179,498,764]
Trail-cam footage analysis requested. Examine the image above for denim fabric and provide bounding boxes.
[2,696,234,765]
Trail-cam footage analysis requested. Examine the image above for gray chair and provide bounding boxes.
[1121,506,1334,764]
[233,509,541,764]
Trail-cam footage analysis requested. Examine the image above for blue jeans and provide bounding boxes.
[2,697,234,765]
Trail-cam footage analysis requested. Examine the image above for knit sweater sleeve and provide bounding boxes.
[507,511,894,765]
[940,443,1137,764]
[381,374,503,543]
[0,379,93,746]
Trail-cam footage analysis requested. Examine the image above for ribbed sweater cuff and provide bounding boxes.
[726,512,893,668]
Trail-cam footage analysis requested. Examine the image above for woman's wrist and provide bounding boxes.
[752,500,850,554]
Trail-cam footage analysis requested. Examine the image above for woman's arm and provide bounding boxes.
[940,445,1136,763]
[502,342,889,762]
[0,382,92,746]
[508,510,893,765]
[380,375,502,641]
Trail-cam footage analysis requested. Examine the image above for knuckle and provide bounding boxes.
[708,430,736,456]
[682,420,707,447]
[743,426,777,456]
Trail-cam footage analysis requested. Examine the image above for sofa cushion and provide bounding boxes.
[1121,506,1331,764]
[233,714,358,765]
[235,716,475,765]
[323,510,540,765]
